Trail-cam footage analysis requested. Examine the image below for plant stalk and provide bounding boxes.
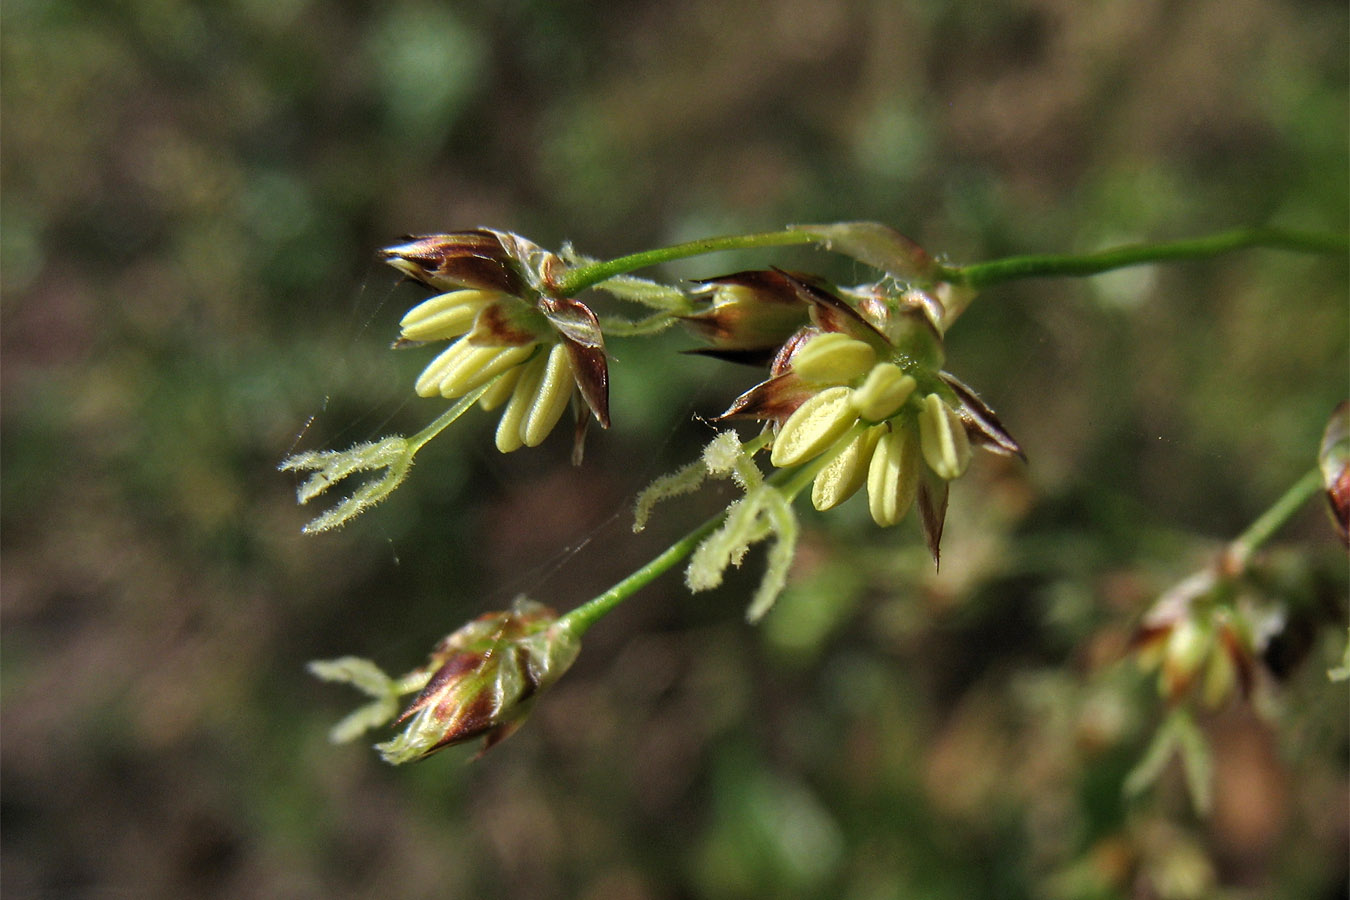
[557,230,818,296]
[1226,467,1325,569]
[940,227,1348,289]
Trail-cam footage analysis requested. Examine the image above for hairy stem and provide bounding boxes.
[939,227,1348,289]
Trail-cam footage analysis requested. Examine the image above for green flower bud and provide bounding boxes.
[790,333,876,385]
[812,424,883,511]
[867,424,921,526]
[850,363,916,422]
[770,386,857,468]
[918,393,972,480]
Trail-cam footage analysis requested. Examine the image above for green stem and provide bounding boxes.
[557,230,817,296]
[1226,467,1324,568]
[560,508,727,636]
[940,228,1348,290]
[559,425,861,637]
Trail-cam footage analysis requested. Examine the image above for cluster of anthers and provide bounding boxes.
[384,229,610,461]
[698,267,1023,557]
[284,225,1028,558]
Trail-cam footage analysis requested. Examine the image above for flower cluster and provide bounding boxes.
[383,230,610,459]
[311,599,581,761]
[1129,569,1270,708]
[708,268,1021,559]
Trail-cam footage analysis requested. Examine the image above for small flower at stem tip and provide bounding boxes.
[376,599,582,763]
[382,229,611,455]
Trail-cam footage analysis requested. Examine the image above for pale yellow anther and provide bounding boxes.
[399,290,495,342]
[867,425,920,527]
[521,343,574,447]
[414,342,470,397]
[494,343,575,452]
[850,364,916,422]
[438,343,535,398]
[478,363,524,411]
[917,393,971,480]
[790,333,876,385]
[812,424,883,511]
[770,386,857,468]
[495,354,546,452]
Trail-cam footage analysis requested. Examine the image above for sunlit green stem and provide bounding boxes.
[560,425,862,636]
[560,509,727,636]
[940,227,1348,290]
[1225,467,1324,569]
[557,230,817,296]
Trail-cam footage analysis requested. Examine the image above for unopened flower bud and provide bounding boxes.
[381,231,531,295]
[770,385,857,468]
[790,333,876,385]
[812,424,883,510]
[918,393,972,480]
[377,599,581,763]
[850,363,916,422]
[682,270,811,355]
[867,424,921,526]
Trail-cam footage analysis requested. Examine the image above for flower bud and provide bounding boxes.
[377,599,581,763]
[812,424,883,510]
[918,393,972,480]
[850,363,916,422]
[789,333,876,385]
[682,269,811,355]
[770,386,857,468]
[381,231,530,294]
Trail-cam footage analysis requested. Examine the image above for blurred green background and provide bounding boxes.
[2,0,1347,897]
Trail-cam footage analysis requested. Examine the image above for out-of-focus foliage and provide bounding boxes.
[2,0,1345,897]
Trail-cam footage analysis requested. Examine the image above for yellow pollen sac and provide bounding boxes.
[414,341,471,397]
[495,343,574,452]
[812,424,883,511]
[867,424,921,527]
[917,393,971,480]
[399,290,496,342]
[850,364,916,422]
[790,333,876,385]
[770,386,857,468]
[437,343,535,398]
[478,363,525,411]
